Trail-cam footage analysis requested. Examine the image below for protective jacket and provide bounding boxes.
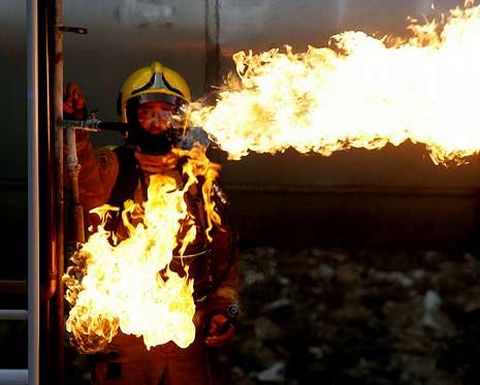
[70,132,239,385]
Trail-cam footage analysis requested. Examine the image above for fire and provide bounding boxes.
[63,148,221,353]
[190,1,480,165]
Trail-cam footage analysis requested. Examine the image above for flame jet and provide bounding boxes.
[190,1,480,165]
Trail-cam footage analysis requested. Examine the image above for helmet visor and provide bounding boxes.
[135,100,179,134]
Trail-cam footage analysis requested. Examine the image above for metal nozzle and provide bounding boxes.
[59,119,128,133]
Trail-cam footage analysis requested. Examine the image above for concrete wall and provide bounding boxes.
[1,0,478,255]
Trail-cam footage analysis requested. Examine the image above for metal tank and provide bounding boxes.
[0,0,476,252]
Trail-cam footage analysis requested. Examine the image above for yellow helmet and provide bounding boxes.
[117,61,191,123]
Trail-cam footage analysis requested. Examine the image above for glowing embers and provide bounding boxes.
[190,1,480,165]
[63,148,220,353]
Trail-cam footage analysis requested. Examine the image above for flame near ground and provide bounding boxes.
[190,1,480,165]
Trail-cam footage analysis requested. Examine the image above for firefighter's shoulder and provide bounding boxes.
[95,145,119,179]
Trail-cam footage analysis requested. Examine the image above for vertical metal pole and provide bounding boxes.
[203,0,210,93]
[336,0,348,27]
[43,4,55,383]
[52,0,65,382]
[27,0,40,383]
[203,0,221,97]
[66,127,85,244]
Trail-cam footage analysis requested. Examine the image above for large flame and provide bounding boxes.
[190,1,480,164]
[63,148,221,353]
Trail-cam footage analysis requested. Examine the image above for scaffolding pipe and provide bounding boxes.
[203,0,221,95]
[44,0,57,305]
[0,370,28,385]
[27,1,40,385]
[0,310,29,321]
[52,1,66,382]
[66,126,85,244]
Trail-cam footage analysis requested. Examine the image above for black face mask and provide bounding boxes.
[127,127,179,155]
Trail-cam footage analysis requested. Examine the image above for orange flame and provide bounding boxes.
[63,148,221,353]
[190,1,480,165]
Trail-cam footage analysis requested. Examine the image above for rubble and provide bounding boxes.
[212,247,480,385]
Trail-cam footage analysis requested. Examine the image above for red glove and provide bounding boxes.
[63,82,86,120]
[204,313,235,347]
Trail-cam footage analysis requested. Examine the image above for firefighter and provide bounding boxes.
[63,61,240,385]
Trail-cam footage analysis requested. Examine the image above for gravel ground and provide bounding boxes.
[55,246,480,384]
[211,247,480,385]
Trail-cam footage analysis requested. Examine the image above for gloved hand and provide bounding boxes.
[63,82,87,120]
[204,313,235,347]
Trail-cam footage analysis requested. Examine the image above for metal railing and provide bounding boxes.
[0,278,28,384]
[0,309,28,321]
[0,370,28,385]
[0,281,28,384]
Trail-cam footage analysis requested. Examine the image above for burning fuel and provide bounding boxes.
[63,148,221,353]
[64,0,480,354]
[190,1,480,165]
